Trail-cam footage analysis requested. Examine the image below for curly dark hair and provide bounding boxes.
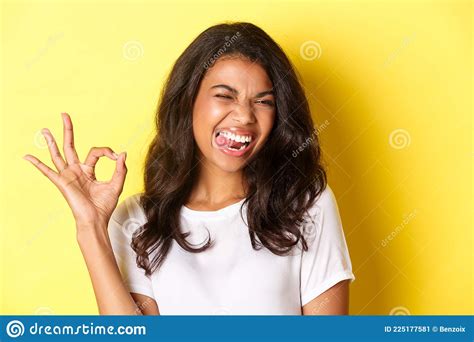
[132,21,327,276]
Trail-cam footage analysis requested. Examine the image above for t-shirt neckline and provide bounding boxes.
[181,198,246,219]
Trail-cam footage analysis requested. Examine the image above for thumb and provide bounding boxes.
[110,151,127,192]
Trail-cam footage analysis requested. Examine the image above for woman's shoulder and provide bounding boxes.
[108,193,147,241]
[110,192,147,225]
[300,184,345,248]
[307,184,339,216]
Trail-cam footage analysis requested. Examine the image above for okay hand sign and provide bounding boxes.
[24,113,127,230]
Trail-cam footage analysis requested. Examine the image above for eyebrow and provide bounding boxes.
[210,84,274,98]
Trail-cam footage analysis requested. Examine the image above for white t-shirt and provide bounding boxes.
[107,185,355,315]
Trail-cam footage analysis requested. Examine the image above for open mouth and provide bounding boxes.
[213,129,256,156]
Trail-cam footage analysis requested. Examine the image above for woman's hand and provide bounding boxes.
[23,112,127,231]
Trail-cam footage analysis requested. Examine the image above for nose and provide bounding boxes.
[231,102,256,124]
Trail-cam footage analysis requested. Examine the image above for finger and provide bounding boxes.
[84,147,118,169]
[61,112,80,165]
[23,154,60,185]
[109,152,127,193]
[41,128,67,172]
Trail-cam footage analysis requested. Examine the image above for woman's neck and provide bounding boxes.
[185,163,247,211]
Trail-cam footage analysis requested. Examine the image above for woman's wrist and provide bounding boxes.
[76,222,112,251]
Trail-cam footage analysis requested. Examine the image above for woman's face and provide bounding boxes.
[192,56,276,173]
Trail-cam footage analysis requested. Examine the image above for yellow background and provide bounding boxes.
[1,0,471,314]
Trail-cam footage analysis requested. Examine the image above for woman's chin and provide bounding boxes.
[214,160,246,173]
[209,154,248,173]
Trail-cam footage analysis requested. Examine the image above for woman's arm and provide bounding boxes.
[77,224,151,315]
[302,279,350,315]
[24,112,156,315]
[130,293,160,315]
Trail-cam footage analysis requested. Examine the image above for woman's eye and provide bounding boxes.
[255,99,275,107]
[215,94,233,100]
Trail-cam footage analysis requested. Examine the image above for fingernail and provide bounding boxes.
[23,155,29,160]
[112,152,119,159]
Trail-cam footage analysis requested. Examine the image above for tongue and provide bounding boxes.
[216,135,227,147]
[229,140,244,149]
[215,134,245,149]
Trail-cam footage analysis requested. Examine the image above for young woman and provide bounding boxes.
[24,22,355,315]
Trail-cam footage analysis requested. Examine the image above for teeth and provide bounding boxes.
[218,131,253,143]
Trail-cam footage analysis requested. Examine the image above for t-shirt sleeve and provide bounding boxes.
[300,185,355,306]
[107,193,155,299]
